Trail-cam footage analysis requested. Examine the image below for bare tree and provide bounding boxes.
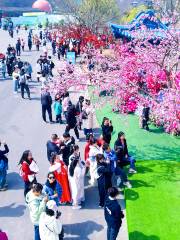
[57,0,120,32]
[152,0,180,25]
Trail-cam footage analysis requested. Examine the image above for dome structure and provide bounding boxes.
[32,0,52,13]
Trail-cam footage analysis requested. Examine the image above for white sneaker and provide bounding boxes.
[123,181,132,189]
[129,168,137,174]
[72,205,81,210]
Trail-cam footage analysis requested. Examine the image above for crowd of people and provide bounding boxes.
[0,88,137,240]
[0,90,137,239]
[0,26,138,240]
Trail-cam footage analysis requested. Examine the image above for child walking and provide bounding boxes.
[54,94,63,124]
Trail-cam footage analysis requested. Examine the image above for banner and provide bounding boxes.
[66,52,76,64]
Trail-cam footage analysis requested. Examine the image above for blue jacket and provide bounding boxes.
[46,141,60,162]
[43,181,62,206]
[53,101,62,115]
[104,150,117,173]
[0,144,9,170]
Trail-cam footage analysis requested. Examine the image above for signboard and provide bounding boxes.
[23,12,46,17]
[66,52,76,64]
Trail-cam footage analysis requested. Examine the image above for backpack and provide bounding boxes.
[20,75,27,84]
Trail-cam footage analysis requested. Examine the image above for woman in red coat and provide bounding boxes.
[49,154,71,204]
[19,150,39,197]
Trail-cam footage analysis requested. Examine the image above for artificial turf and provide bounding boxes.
[96,105,180,240]
[126,160,180,240]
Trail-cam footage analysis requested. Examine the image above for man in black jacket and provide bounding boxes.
[104,187,124,240]
[65,101,79,141]
[17,58,24,69]
[41,88,53,123]
[46,134,60,162]
[16,40,21,56]
[60,132,75,166]
[0,141,9,191]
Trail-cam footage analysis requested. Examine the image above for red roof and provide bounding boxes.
[32,0,52,12]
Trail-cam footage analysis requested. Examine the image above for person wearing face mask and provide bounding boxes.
[68,145,86,210]
[19,150,39,197]
[101,117,113,144]
[96,154,112,208]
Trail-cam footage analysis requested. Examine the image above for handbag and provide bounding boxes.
[29,160,39,173]
[28,174,35,182]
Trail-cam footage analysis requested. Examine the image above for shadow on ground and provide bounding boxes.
[129,144,180,161]
[7,172,24,190]
[0,203,26,217]
[63,220,103,240]
[129,231,160,240]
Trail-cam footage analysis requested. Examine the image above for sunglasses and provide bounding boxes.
[49,177,55,180]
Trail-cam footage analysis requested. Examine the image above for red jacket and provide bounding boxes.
[21,160,35,182]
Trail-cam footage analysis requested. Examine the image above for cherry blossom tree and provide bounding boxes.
[50,25,180,135]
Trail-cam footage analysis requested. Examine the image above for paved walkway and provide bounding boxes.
[0,29,128,240]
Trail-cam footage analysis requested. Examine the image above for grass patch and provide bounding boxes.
[96,104,180,240]
[126,160,180,240]
[96,105,180,161]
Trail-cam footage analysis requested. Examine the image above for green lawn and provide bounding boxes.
[96,105,180,161]
[96,105,180,240]
[126,160,180,240]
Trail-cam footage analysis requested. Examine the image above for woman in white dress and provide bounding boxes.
[68,145,86,210]
[88,139,103,186]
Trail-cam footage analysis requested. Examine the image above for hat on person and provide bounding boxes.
[46,200,58,212]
